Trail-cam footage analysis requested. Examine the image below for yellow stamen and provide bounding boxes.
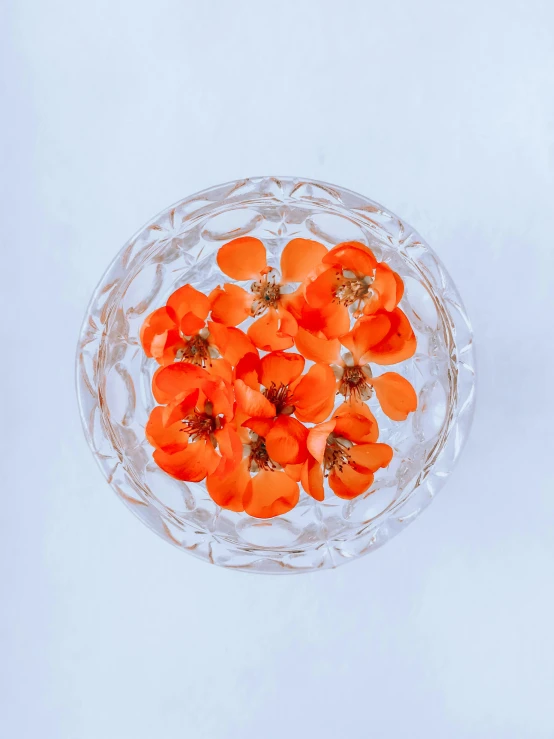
[338,365,373,402]
[251,273,281,315]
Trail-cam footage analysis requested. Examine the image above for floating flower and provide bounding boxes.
[287,298,349,364]
[301,402,393,500]
[140,233,419,518]
[332,315,418,420]
[141,284,257,368]
[340,309,417,366]
[146,369,243,483]
[233,351,336,465]
[210,236,328,351]
[206,432,300,518]
[305,242,404,328]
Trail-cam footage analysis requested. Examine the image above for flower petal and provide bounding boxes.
[211,453,234,480]
[214,424,243,467]
[235,352,262,390]
[202,377,234,420]
[247,308,294,351]
[216,236,267,280]
[145,406,188,454]
[279,286,307,320]
[141,308,184,365]
[150,330,184,365]
[329,465,374,499]
[348,442,393,472]
[205,319,229,352]
[179,312,205,336]
[307,420,336,463]
[340,313,392,364]
[298,301,350,340]
[292,363,336,423]
[222,327,258,365]
[393,270,404,304]
[304,267,339,308]
[152,363,210,404]
[234,379,276,418]
[210,284,253,326]
[207,321,258,366]
[300,457,325,501]
[162,389,200,427]
[294,327,342,364]
[261,350,305,388]
[265,415,309,466]
[242,417,274,438]
[369,372,417,420]
[208,358,234,383]
[284,462,304,482]
[280,238,328,282]
[335,401,380,442]
[153,439,217,482]
[140,306,177,357]
[206,458,250,511]
[323,241,377,275]
[276,306,298,338]
[167,284,210,323]
[232,408,252,443]
[363,263,399,314]
[361,308,417,365]
[243,470,299,519]
[332,412,376,444]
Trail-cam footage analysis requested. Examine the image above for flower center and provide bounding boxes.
[339,365,373,401]
[334,272,373,313]
[324,436,351,473]
[180,335,211,367]
[181,411,218,442]
[251,273,281,315]
[249,437,277,472]
[263,382,294,415]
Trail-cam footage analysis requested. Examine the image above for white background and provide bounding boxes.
[2,1,554,737]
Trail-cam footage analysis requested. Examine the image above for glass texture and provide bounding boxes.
[76,177,476,573]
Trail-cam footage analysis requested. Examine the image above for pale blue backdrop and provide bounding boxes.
[1,0,553,737]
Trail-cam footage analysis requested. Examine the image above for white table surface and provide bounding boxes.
[2,1,553,737]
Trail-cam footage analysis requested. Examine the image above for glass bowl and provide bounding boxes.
[76,176,475,573]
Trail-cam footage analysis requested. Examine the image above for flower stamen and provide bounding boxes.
[263,382,294,414]
[249,437,277,472]
[323,436,352,474]
[179,334,212,367]
[338,365,373,402]
[251,272,281,315]
[334,272,374,316]
[181,411,218,441]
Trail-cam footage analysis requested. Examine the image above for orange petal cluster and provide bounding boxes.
[140,237,418,518]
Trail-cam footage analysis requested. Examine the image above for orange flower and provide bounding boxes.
[331,318,418,420]
[141,284,209,365]
[146,370,243,483]
[233,350,336,464]
[340,308,417,366]
[141,283,257,368]
[140,233,421,517]
[206,432,300,518]
[301,402,392,500]
[304,242,404,332]
[279,293,348,364]
[211,236,328,351]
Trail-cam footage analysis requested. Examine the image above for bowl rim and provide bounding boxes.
[76,175,476,573]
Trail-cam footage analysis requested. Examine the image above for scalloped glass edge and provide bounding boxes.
[76,176,476,574]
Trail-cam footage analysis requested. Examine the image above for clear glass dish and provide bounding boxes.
[76,176,476,573]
